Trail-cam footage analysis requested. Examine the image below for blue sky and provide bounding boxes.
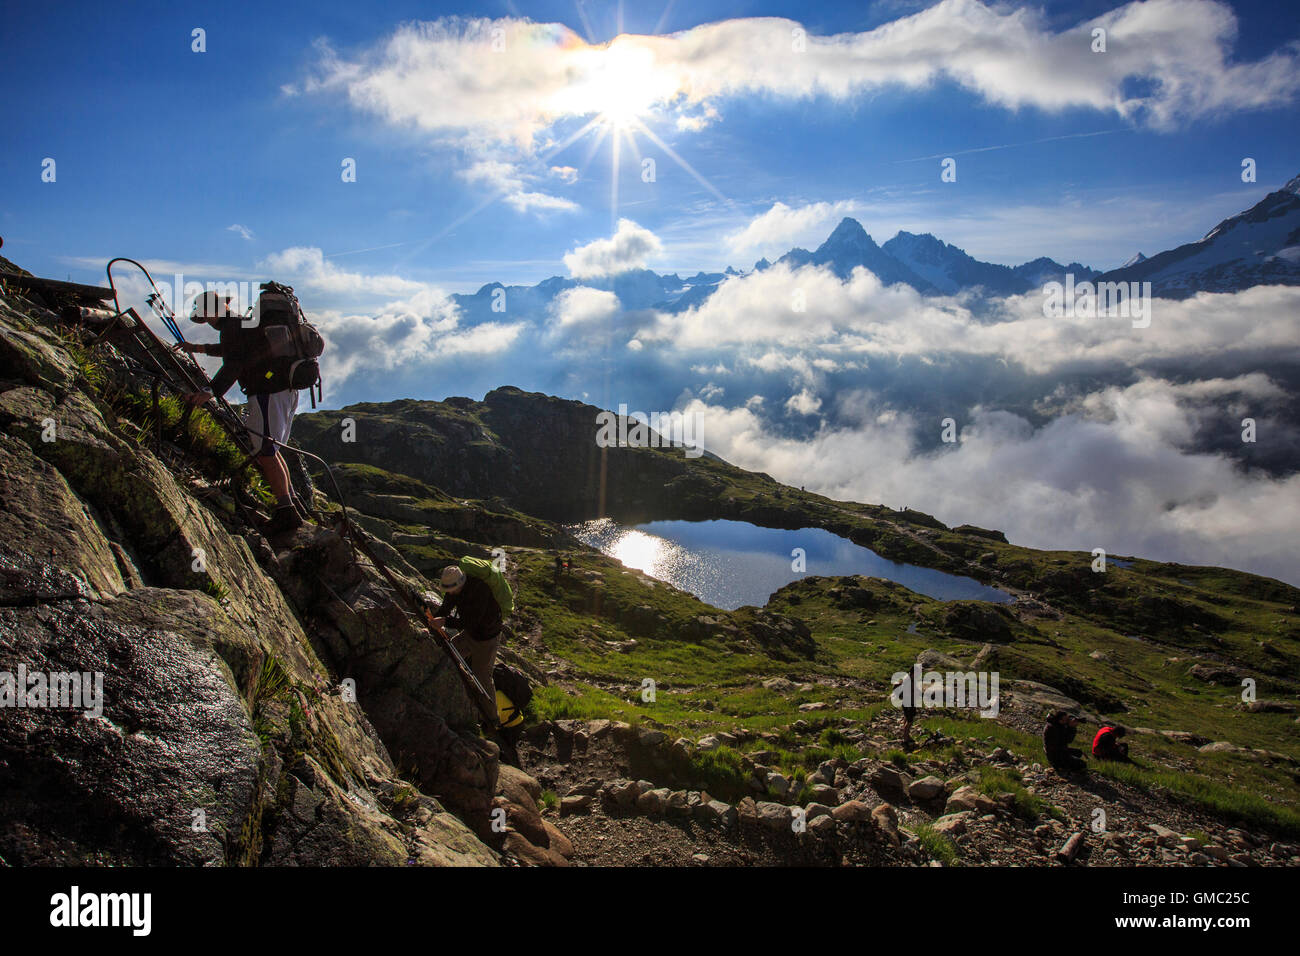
[5,1,1300,582]
[4,0,1299,294]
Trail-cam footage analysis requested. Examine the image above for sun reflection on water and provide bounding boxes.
[566,517,1011,611]
[569,518,703,588]
[573,519,683,577]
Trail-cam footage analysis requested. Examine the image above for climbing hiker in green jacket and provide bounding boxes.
[429,563,505,723]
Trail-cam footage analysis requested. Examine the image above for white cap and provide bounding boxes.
[440,566,466,592]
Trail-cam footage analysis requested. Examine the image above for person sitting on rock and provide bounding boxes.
[1043,710,1087,772]
[1091,724,1130,761]
[428,565,503,725]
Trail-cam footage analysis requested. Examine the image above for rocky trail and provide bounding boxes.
[494,704,1300,868]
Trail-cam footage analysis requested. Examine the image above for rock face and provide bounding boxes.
[0,278,500,866]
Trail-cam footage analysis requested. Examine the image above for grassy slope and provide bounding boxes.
[299,403,1300,837]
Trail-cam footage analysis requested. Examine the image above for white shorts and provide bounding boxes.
[244,390,298,458]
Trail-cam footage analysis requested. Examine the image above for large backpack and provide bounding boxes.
[254,281,325,406]
[459,555,515,617]
[492,662,533,728]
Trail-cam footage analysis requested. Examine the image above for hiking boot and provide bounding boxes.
[266,504,304,535]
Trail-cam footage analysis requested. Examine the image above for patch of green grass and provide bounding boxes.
[248,655,291,745]
[1092,759,1300,839]
[390,784,420,814]
[539,790,559,812]
[910,822,960,865]
[884,748,909,768]
[975,766,1051,821]
[683,745,750,800]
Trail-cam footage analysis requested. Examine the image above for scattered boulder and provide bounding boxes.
[637,728,669,748]
[755,801,793,831]
[702,800,738,829]
[831,800,873,823]
[1188,663,1243,685]
[907,775,946,802]
[765,772,791,798]
[944,786,998,815]
[559,794,593,816]
[1244,700,1297,714]
[602,779,641,809]
[943,602,1014,642]
[810,784,840,804]
[666,790,702,817]
[635,788,669,815]
[1198,741,1242,754]
[932,812,970,836]
[872,803,901,846]
[869,765,911,798]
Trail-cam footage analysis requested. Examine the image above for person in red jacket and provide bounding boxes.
[1092,724,1130,761]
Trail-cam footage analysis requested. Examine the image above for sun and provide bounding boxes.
[531,34,730,229]
[587,40,661,129]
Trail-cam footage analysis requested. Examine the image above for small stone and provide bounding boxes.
[872,803,901,846]
[932,812,970,836]
[560,794,593,816]
[765,772,791,798]
[832,800,873,823]
[635,788,669,815]
[756,801,793,831]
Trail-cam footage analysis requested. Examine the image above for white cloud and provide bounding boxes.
[785,388,822,415]
[550,165,579,184]
[459,159,577,213]
[227,224,254,241]
[635,261,1300,375]
[680,376,1300,586]
[551,286,620,326]
[314,288,522,387]
[305,3,1300,151]
[258,246,429,298]
[563,219,663,278]
[727,201,860,257]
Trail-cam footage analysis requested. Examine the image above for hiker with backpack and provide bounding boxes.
[1043,710,1087,772]
[892,672,920,749]
[180,284,324,535]
[429,557,514,727]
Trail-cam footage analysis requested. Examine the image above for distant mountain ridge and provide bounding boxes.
[450,173,1300,323]
[1092,174,1300,298]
